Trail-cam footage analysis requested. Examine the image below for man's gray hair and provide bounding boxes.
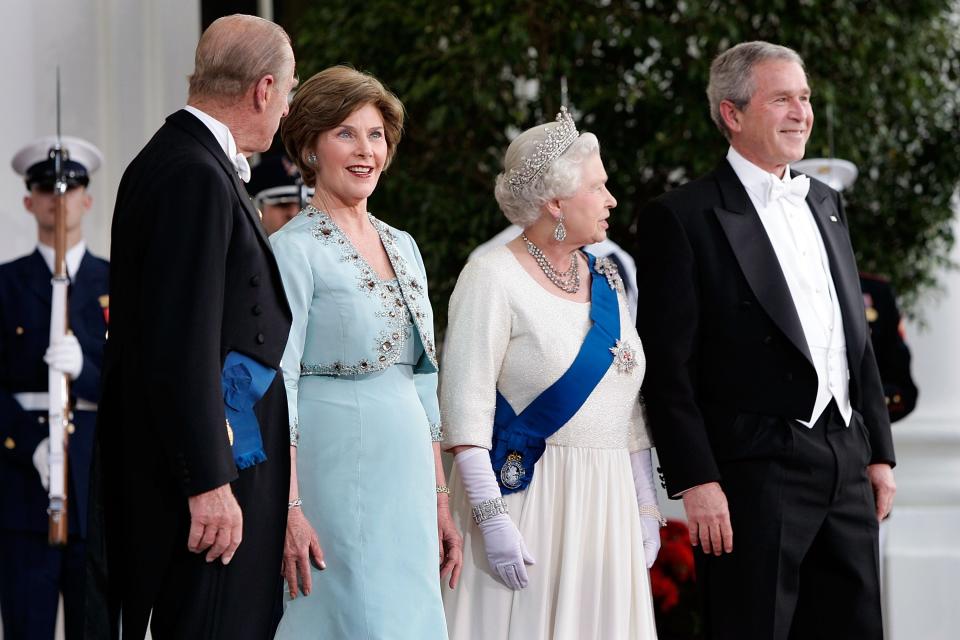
[707,41,805,140]
[188,14,292,101]
[494,131,600,228]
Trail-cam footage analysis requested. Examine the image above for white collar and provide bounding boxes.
[183,105,251,182]
[726,146,793,203]
[37,241,86,280]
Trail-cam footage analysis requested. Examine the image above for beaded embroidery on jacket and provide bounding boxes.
[299,205,438,376]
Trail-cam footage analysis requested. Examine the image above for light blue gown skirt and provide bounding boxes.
[275,343,447,638]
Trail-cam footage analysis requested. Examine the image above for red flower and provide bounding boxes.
[660,539,696,582]
[650,564,681,612]
[661,519,690,544]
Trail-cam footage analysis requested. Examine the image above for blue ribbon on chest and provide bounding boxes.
[490,253,620,494]
[222,351,275,470]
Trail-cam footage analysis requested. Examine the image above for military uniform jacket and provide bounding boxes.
[90,109,293,638]
[860,274,917,422]
[0,249,108,537]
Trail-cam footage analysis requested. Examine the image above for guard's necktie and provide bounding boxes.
[766,172,810,207]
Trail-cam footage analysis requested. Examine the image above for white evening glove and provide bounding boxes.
[631,448,664,568]
[33,437,50,492]
[44,334,83,378]
[454,448,535,589]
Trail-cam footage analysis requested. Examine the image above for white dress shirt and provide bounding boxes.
[183,105,251,182]
[727,146,852,427]
[37,240,85,280]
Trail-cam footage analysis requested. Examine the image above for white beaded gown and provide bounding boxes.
[440,246,658,639]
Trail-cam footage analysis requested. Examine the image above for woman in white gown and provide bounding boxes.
[440,108,663,639]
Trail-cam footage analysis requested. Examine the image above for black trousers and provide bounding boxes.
[698,401,883,640]
[0,531,86,640]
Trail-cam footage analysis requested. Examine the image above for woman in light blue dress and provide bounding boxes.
[270,66,460,639]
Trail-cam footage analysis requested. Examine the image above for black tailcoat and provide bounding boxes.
[635,159,895,639]
[87,110,292,639]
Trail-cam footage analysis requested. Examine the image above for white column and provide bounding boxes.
[885,206,960,639]
[0,0,199,263]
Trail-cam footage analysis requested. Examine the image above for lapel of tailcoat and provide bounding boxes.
[800,173,867,372]
[711,160,814,367]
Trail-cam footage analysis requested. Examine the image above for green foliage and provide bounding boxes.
[294,0,960,326]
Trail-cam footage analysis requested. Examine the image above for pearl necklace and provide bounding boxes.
[521,234,580,293]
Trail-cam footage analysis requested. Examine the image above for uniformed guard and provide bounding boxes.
[860,272,918,422]
[247,151,311,235]
[0,135,107,639]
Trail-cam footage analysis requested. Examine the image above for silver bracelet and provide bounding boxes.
[638,504,666,527]
[289,419,300,448]
[288,497,303,510]
[472,496,509,524]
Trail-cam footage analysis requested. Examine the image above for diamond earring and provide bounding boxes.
[553,213,567,242]
[307,152,317,165]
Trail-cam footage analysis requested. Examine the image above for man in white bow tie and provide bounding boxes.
[635,41,895,639]
[88,14,299,640]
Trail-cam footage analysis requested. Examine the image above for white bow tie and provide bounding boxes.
[766,173,810,207]
[234,153,251,183]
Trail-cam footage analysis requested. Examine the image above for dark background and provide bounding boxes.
[204,0,960,331]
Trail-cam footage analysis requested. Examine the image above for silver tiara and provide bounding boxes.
[507,106,579,195]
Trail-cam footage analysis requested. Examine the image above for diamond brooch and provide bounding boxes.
[499,452,526,490]
[610,339,638,375]
[594,256,624,293]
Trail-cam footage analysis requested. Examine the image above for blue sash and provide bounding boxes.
[221,351,275,470]
[490,253,620,494]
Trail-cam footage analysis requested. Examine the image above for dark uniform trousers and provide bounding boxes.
[0,249,108,640]
[697,400,882,640]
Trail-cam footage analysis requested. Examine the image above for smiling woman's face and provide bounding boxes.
[311,102,388,208]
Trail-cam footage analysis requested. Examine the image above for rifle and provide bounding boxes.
[47,67,71,546]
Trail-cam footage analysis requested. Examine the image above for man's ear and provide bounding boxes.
[81,190,93,213]
[253,74,276,113]
[23,194,34,214]
[719,99,743,134]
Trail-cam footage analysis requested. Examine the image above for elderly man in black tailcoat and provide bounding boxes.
[88,14,297,639]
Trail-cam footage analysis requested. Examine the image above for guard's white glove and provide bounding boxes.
[631,448,663,568]
[454,448,535,590]
[33,437,50,491]
[44,334,83,379]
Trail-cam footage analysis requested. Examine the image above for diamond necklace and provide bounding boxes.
[521,233,580,293]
